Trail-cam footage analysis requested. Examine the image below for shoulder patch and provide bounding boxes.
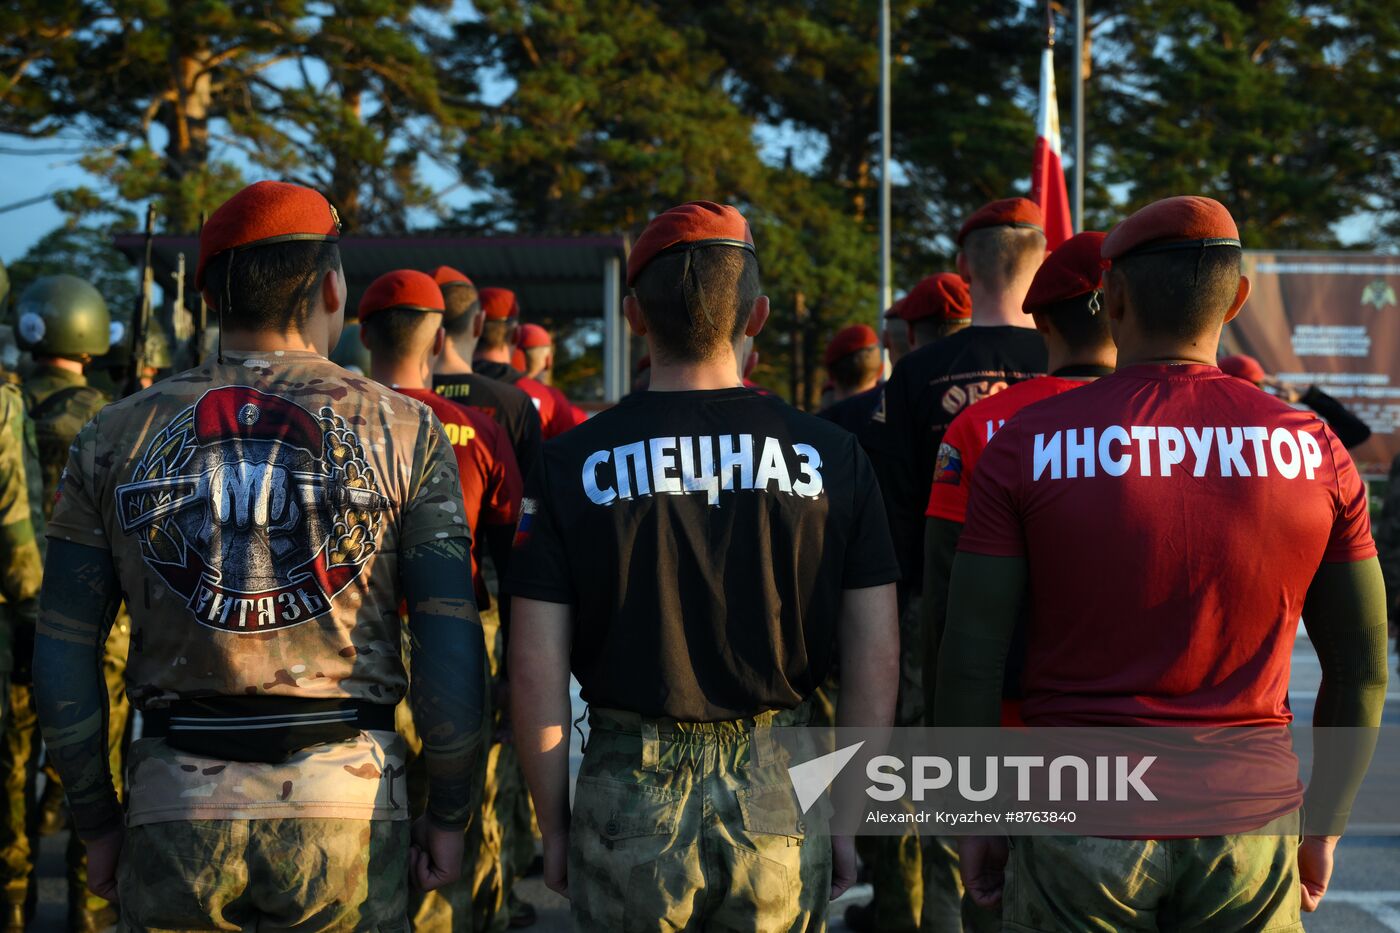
[933,442,963,486]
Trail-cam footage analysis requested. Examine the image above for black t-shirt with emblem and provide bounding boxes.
[433,372,543,477]
[505,386,900,722]
[873,326,1047,590]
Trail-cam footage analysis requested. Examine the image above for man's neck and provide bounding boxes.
[221,330,322,355]
[474,345,513,365]
[833,378,878,403]
[436,341,474,376]
[1116,336,1220,369]
[370,360,428,390]
[648,349,744,392]
[969,283,1035,328]
[1047,346,1116,377]
[35,357,84,375]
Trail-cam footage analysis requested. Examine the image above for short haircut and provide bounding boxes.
[632,246,761,363]
[961,226,1045,289]
[442,283,480,338]
[202,240,341,333]
[480,319,514,351]
[1110,246,1243,340]
[360,308,440,361]
[1037,294,1114,349]
[828,345,882,392]
[911,318,969,347]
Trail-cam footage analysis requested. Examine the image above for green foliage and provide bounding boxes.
[6,220,139,318]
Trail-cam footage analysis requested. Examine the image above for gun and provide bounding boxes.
[124,203,156,397]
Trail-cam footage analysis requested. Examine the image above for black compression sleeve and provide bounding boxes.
[933,552,1025,727]
[921,517,962,722]
[402,537,487,828]
[1303,386,1372,449]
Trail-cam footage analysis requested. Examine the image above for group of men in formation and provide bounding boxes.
[0,175,1380,933]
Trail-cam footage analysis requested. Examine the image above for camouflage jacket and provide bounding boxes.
[0,376,44,671]
[24,364,108,523]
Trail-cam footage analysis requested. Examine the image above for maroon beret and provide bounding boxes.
[896,273,972,322]
[1219,354,1267,385]
[197,181,340,290]
[956,197,1045,246]
[627,201,755,286]
[1102,196,1241,261]
[358,269,444,324]
[479,287,519,321]
[824,324,879,367]
[1022,232,1109,315]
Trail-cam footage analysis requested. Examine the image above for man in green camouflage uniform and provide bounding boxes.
[34,180,485,930]
[0,274,122,931]
[508,201,902,932]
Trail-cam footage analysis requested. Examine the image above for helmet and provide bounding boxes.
[331,322,371,374]
[15,275,111,357]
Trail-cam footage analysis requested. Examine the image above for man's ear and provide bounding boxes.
[742,295,770,338]
[471,308,484,340]
[1103,273,1127,324]
[432,326,446,358]
[322,267,346,317]
[623,296,648,337]
[1223,275,1251,325]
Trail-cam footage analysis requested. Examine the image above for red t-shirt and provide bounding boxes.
[396,388,523,591]
[516,376,561,436]
[927,376,1088,524]
[545,384,588,434]
[960,364,1376,728]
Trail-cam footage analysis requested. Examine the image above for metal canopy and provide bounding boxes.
[115,232,632,399]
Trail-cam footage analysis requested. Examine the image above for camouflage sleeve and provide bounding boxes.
[400,409,472,550]
[34,537,123,838]
[402,537,486,829]
[0,386,43,610]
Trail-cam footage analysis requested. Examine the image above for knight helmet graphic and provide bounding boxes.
[115,386,391,633]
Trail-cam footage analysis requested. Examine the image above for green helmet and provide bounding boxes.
[331,322,371,374]
[15,274,111,357]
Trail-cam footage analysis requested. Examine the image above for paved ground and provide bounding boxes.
[27,626,1400,931]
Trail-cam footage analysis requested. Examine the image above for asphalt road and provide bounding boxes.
[29,626,1400,931]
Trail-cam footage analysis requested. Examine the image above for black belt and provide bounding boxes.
[144,697,395,764]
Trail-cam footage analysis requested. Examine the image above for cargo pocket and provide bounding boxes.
[738,782,812,842]
[570,777,690,933]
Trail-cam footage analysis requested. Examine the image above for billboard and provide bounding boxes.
[1222,251,1400,477]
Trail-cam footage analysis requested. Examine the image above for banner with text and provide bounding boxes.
[1224,252,1400,477]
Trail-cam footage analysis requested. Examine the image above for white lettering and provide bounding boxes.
[1157,426,1186,476]
[582,450,616,505]
[649,437,682,494]
[1184,427,1215,477]
[1270,428,1302,480]
[1099,425,1131,476]
[1066,428,1095,478]
[754,436,793,493]
[1299,431,1323,480]
[614,442,649,498]
[679,436,720,506]
[866,756,906,802]
[1217,427,1250,477]
[1243,426,1270,476]
[719,434,754,491]
[1130,426,1157,477]
[1033,431,1062,481]
[791,444,824,497]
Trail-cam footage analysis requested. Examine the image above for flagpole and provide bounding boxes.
[879,0,892,318]
[1072,0,1085,232]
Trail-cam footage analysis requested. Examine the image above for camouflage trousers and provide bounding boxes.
[569,703,830,933]
[0,615,129,925]
[1002,812,1302,932]
[117,817,409,931]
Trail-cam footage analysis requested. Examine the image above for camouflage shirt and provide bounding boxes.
[24,363,108,523]
[47,349,470,823]
[0,379,43,670]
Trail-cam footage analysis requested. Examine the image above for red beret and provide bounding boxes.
[196,181,340,290]
[956,197,1044,246]
[1219,354,1267,385]
[517,323,551,349]
[479,287,519,321]
[1101,196,1241,261]
[897,273,972,322]
[358,269,444,323]
[627,201,755,286]
[432,265,473,287]
[824,324,879,367]
[1022,231,1109,315]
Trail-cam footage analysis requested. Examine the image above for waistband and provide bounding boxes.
[143,698,395,739]
[586,700,813,737]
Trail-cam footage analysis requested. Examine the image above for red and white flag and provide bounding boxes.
[1031,45,1074,250]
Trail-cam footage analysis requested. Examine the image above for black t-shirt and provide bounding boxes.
[873,326,1047,589]
[433,372,543,476]
[474,359,525,385]
[818,386,882,435]
[506,386,900,721]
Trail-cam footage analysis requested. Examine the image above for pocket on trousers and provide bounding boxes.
[737,782,809,840]
[576,776,682,841]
